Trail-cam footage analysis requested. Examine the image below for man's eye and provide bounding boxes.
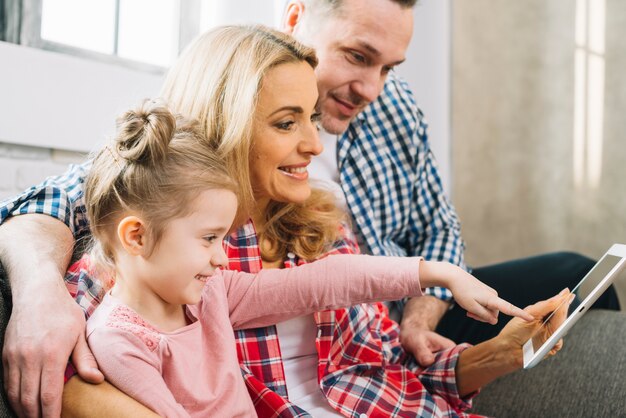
[349,51,366,64]
[382,65,394,75]
[311,113,322,131]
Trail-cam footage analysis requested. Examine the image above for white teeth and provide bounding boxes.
[280,166,307,174]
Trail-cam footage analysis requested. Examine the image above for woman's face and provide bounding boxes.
[249,61,322,207]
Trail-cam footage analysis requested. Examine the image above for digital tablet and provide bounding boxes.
[523,243,626,369]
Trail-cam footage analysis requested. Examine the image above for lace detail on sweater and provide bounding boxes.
[107,305,161,351]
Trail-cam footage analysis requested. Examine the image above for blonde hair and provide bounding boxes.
[161,25,344,262]
[85,99,237,276]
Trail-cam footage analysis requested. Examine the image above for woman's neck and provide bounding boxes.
[250,199,285,269]
[250,198,269,233]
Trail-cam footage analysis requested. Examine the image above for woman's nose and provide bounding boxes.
[301,125,323,156]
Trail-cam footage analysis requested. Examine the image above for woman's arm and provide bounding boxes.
[62,377,159,418]
[455,289,571,397]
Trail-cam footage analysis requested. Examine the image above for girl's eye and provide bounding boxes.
[276,121,295,131]
[203,235,217,244]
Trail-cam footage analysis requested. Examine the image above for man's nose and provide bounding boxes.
[352,69,384,104]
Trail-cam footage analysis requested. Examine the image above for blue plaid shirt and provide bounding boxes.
[0,162,91,237]
[337,72,467,304]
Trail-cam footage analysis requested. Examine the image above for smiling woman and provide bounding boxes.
[249,61,322,209]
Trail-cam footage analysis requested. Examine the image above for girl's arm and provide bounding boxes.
[224,254,422,329]
[223,254,531,330]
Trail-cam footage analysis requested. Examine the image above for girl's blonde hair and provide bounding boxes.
[161,25,344,262]
[85,99,237,275]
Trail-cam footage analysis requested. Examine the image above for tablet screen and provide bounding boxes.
[530,254,622,352]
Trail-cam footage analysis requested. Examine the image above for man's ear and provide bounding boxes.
[117,216,147,256]
[282,0,305,34]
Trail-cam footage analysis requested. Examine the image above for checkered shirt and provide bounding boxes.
[227,220,479,417]
[338,72,467,306]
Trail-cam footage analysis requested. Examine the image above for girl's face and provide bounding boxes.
[137,188,237,307]
[249,61,323,208]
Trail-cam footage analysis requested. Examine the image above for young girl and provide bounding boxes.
[83,99,531,417]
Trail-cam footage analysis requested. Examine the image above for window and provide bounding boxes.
[16,0,285,72]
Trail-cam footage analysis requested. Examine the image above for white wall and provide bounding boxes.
[0,41,163,153]
[0,0,452,184]
[396,0,451,189]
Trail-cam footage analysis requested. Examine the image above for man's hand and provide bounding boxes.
[0,215,103,417]
[400,296,455,366]
[3,280,104,417]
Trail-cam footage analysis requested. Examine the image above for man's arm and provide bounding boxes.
[400,295,455,366]
[0,214,102,418]
[395,78,467,364]
[62,378,159,418]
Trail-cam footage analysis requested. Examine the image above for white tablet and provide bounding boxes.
[523,243,626,369]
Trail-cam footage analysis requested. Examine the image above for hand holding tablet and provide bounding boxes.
[521,243,626,369]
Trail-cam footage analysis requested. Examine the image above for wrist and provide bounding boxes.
[418,260,458,289]
[483,335,522,374]
[10,266,68,305]
[401,295,449,331]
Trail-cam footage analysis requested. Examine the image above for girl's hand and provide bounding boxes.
[420,261,534,324]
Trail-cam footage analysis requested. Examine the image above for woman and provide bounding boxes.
[57,26,577,417]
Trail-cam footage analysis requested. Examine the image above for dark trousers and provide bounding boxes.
[436,252,621,345]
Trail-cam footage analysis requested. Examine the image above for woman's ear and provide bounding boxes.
[117,216,147,256]
[282,1,305,34]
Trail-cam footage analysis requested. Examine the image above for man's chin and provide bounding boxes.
[321,115,352,135]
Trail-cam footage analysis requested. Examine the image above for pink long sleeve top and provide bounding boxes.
[86,254,423,417]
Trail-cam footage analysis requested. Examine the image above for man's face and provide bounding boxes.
[287,0,413,134]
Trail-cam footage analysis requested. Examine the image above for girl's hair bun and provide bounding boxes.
[114,99,176,166]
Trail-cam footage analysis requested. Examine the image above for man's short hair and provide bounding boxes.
[319,0,418,11]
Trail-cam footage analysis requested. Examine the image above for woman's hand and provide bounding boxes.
[455,289,573,396]
[497,288,573,365]
[420,261,534,324]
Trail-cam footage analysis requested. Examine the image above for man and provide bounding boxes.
[283,0,618,365]
[0,0,620,417]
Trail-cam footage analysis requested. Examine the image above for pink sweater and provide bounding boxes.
[86,254,423,417]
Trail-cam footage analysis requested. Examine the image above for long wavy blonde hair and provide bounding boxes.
[161,25,344,262]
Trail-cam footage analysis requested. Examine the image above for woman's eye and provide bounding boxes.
[276,121,295,131]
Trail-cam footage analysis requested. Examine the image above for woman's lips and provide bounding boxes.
[278,164,309,180]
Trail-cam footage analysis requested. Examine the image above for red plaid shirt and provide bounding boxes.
[226,220,480,418]
[64,219,480,417]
